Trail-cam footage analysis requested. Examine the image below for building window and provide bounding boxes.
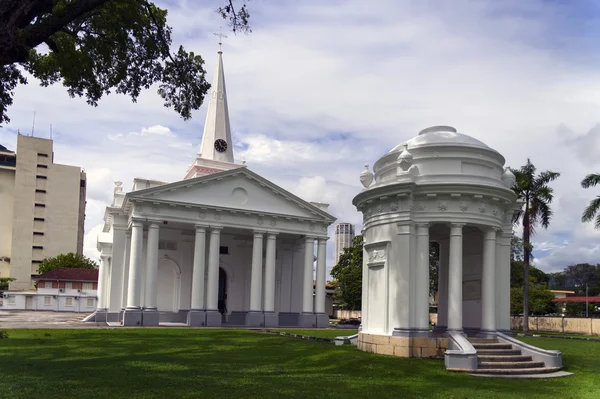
[37,164,48,168]
[35,189,46,193]
[44,296,51,305]
[86,298,94,307]
[82,282,93,290]
[36,175,47,179]
[65,297,73,306]
[34,217,45,222]
[32,260,42,264]
[7,296,15,305]
[37,153,48,157]
[65,281,72,290]
[45,281,52,289]
[33,231,44,236]
[32,245,43,250]
[219,246,229,255]
[34,203,45,207]
[80,179,86,188]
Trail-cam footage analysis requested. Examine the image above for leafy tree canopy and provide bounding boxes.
[510,283,555,316]
[0,0,250,125]
[549,263,600,296]
[330,235,363,311]
[510,261,548,288]
[38,252,98,275]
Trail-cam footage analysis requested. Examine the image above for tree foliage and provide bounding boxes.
[429,241,439,299]
[581,173,600,229]
[0,0,251,125]
[510,284,555,316]
[509,159,560,331]
[330,235,363,310]
[0,277,16,291]
[38,252,98,275]
[510,261,548,288]
[548,263,600,296]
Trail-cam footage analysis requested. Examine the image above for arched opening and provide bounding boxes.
[218,267,227,316]
[157,258,181,312]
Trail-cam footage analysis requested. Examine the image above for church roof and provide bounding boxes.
[124,167,336,223]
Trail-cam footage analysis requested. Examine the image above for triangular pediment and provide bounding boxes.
[127,169,335,222]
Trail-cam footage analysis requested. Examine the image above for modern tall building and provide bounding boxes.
[334,223,355,265]
[0,135,87,290]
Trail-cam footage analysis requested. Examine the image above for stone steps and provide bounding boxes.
[475,349,522,356]
[464,337,561,377]
[477,355,533,362]
[478,361,545,369]
[472,343,513,350]
[470,367,562,375]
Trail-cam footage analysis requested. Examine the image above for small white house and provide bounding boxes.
[1,268,98,312]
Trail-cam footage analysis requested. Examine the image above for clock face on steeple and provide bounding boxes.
[214,139,228,153]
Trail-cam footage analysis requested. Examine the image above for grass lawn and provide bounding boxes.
[0,329,598,399]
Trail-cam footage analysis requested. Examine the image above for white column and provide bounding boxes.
[206,227,222,311]
[481,228,497,331]
[415,223,430,331]
[97,255,109,310]
[263,233,277,313]
[121,231,132,309]
[302,236,315,314]
[126,220,144,309]
[447,223,464,331]
[249,231,265,312]
[496,230,512,331]
[437,239,449,329]
[190,226,207,310]
[143,222,160,310]
[315,237,327,314]
[109,223,126,312]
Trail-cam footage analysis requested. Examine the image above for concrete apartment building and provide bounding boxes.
[0,135,86,290]
[333,223,355,265]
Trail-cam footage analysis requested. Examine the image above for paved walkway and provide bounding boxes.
[0,310,105,329]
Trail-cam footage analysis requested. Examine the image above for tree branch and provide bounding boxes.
[20,0,111,50]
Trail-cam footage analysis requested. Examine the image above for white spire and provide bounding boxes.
[198,50,234,163]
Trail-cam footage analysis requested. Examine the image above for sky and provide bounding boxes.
[1,0,600,275]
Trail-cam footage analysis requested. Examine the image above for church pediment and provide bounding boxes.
[126,169,335,222]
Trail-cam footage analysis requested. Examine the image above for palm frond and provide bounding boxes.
[581,173,600,189]
[535,200,552,229]
[582,195,600,225]
[536,170,560,187]
[595,213,600,230]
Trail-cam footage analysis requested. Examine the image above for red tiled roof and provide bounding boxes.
[33,268,99,282]
[552,297,600,303]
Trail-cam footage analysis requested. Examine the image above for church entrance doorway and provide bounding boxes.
[218,268,227,317]
[157,258,181,312]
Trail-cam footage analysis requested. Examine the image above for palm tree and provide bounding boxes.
[581,173,600,229]
[510,159,560,333]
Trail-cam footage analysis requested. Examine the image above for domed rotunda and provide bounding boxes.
[352,126,563,371]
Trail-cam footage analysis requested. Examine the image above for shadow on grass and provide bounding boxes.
[0,330,596,399]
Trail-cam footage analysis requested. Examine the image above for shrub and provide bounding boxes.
[0,330,8,339]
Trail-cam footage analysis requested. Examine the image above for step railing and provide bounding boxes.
[496,332,562,368]
[444,331,478,370]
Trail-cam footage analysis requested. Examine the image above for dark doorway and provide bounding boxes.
[218,268,227,316]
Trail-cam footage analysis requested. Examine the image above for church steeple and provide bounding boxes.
[184,48,244,180]
[198,50,234,163]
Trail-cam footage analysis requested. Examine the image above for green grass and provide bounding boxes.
[0,329,598,398]
[513,330,600,340]
[271,328,358,339]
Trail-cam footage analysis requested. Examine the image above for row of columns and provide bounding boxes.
[117,219,329,327]
[412,223,504,334]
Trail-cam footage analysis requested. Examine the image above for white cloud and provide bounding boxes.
[2,0,600,275]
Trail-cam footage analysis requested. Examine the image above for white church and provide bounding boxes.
[93,49,336,327]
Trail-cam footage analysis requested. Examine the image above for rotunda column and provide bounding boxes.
[415,223,430,332]
[481,227,497,332]
[447,223,465,332]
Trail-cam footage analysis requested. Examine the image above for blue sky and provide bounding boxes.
[1,0,600,274]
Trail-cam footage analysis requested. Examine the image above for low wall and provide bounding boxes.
[511,316,600,336]
[334,310,362,319]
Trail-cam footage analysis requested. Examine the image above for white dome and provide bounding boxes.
[388,126,489,154]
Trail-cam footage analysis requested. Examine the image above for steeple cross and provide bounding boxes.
[213,30,228,51]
